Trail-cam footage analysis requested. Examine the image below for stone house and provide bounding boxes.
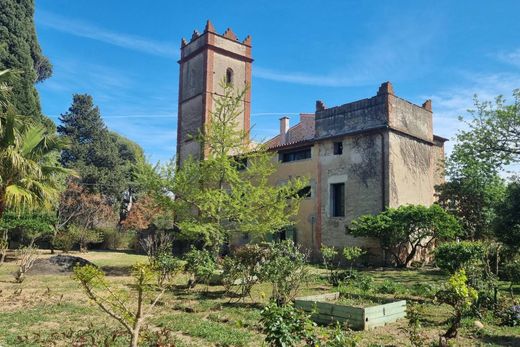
[176,22,446,263]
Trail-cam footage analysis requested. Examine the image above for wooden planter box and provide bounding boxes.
[294,292,406,330]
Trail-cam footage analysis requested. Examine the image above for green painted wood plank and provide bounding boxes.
[365,312,407,329]
[364,304,407,318]
[364,300,406,314]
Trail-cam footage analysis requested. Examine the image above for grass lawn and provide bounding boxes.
[0,250,519,346]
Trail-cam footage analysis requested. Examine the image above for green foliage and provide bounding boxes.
[263,240,309,305]
[322,323,361,347]
[153,252,183,287]
[0,96,70,218]
[321,244,340,285]
[434,241,486,273]
[500,305,520,327]
[349,204,460,267]
[0,0,52,123]
[495,179,520,250]
[342,246,364,263]
[455,90,520,168]
[58,94,144,202]
[405,303,428,347]
[100,228,135,250]
[140,82,306,251]
[222,243,270,299]
[504,259,520,297]
[184,248,217,287]
[68,225,102,252]
[436,269,478,338]
[377,279,406,295]
[73,262,168,347]
[260,301,317,347]
[0,210,55,245]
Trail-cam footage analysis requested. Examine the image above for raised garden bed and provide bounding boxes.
[294,292,406,330]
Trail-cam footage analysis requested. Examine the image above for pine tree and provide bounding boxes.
[58,94,144,202]
[0,0,52,122]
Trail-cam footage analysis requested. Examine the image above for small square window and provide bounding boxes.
[333,142,343,155]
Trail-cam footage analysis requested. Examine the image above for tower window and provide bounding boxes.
[333,141,343,155]
[330,183,345,217]
[226,68,234,85]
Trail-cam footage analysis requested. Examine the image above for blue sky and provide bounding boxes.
[35,0,520,164]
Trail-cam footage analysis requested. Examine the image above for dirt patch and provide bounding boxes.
[30,255,95,275]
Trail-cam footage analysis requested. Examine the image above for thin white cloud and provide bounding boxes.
[37,11,178,58]
[497,48,520,68]
[253,15,439,87]
[425,71,520,155]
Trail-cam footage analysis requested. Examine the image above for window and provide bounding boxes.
[234,157,248,171]
[333,141,343,155]
[297,186,312,198]
[331,183,345,217]
[279,148,311,163]
[226,68,234,85]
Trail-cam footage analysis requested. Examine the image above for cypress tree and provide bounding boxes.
[0,0,52,121]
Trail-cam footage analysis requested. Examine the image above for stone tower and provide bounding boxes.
[176,20,252,165]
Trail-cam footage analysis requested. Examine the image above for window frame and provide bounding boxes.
[330,182,345,217]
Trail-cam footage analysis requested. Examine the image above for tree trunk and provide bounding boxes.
[444,311,461,338]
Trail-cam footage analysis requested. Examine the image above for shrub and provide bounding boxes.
[410,283,438,299]
[140,231,173,264]
[73,263,168,347]
[504,259,520,298]
[323,323,361,347]
[500,305,520,327]
[260,301,317,347]
[377,279,406,295]
[153,253,184,287]
[405,303,428,347]
[184,248,217,287]
[68,225,102,252]
[14,246,39,283]
[263,240,309,305]
[101,228,134,250]
[434,241,485,273]
[321,244,345,286]
[54,230,76,253]
[222,243,270,299]
[436,269,478,339]
[343,246,365,277]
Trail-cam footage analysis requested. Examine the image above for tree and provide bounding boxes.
[58,94,144,204]
[436,138,505,240]
[140,82,306,253]
[74,263,168,347]
[436,269,478,340]
[455,90,520,168]
[0,0,52,123]
[494,178,520,252]
[348,204,461,267]
[0,103,68,219]
[57,181,117,231]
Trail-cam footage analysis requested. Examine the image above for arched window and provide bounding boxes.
[226,68,234,85]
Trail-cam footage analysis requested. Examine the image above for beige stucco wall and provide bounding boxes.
[267,146,318,253]
[388,132,436,207]
[317,134,385,263]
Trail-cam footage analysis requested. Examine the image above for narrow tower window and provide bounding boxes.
[331,183,345,217]
[226,68,234,85]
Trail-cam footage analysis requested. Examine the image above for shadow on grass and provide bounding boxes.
[479,334,520,346]
[221,301,264,310]
[100,265,132,276]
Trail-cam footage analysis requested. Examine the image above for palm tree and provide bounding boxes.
[0,69,70,218]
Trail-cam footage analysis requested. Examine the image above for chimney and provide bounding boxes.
[280,116,290,145]
[422,99,432,111]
